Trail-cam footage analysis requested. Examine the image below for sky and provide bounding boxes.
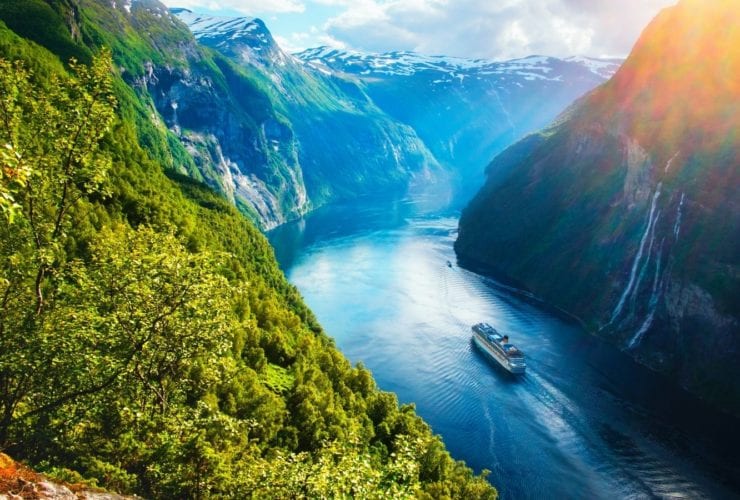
[160,0,678,60]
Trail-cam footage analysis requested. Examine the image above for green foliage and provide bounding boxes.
[0,0,91,65]
[0,140,26,221]
[0,14,496,500]
[0,51,116,442]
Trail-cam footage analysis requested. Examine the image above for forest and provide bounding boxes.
[0,10,495,498]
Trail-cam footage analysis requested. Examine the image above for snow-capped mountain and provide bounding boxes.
[169,8,440,225]
[298,46,621,81]
[296,47,622,187]
[168,7,623,213]
[172,8,286,66]
[563,55,622,79]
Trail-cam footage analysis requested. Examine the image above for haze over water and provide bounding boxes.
[268,187,740,500]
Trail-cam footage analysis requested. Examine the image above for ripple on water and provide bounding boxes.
[270,203,740,500]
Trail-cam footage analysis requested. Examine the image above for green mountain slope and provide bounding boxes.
[0,4,494,499]
[456,0,739,413]
[1,0,439,230]
[173,9,440,210]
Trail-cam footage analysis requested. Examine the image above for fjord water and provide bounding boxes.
[268,188,740,500]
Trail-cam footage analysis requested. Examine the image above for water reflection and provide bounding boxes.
[268,192,740,500]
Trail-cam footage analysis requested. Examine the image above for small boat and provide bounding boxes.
[471,323,526,374]
[446,260,453,268]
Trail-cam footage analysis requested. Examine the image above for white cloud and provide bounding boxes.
[319,0,678,59]
[162,0,677,58]
[273,34,305,53]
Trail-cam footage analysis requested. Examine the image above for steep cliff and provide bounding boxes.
[88,0,310,228]
[456,0,740,412]
[0,0,439,229]
[174,9,439,209]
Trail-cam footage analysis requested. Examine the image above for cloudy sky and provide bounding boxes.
[161,0,678,59]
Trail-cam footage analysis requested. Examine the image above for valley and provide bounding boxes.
[0,0,736,498]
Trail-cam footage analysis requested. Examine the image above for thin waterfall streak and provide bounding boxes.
[628,239,665,349]
[673,192,685,240]
[489,83,516,138]
[630,210,661,309]
[609,184,662,325]
[664,151,680,173]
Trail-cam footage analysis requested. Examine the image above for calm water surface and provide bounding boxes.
[268,189,740,500]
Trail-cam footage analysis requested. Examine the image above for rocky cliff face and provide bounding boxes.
[90,0,311,228]
[135,60,308,226]
[172,8,440,212]
[9,0,437,230]
[0,452,133,499]
[456,0,740,413]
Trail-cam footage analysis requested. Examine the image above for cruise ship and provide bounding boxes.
[472,323,526,374]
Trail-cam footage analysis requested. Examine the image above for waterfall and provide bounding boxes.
[630,210,661,310]
[673,192,685,240]
[609,183,662,325]
[628,238,665,349]
[664,151,680,173]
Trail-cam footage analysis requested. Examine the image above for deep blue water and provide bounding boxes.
[268,189,740,500]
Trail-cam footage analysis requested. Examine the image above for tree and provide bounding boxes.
[0,61,28,221]
[66,226,235,415]
[0,50,115,445]
[40,225,242,495]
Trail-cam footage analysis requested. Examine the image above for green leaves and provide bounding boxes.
[81,225,236,410]
[0,34,496,499]
[0,49,118,442]
[0,62,29,221]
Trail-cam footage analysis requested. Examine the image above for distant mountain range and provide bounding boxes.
[0,0,621,231]
[456,0,740,413]
[297,47,619,79]
[296,47,621,190]
[166,6,620,225]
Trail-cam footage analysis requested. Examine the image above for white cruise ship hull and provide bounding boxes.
[472,331,526,374]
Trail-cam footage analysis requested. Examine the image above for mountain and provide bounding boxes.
[167,7,439,227]
[170,9,285,67]
[456,0,740,412]
[0,1,618,231]
[297,47,621,189]
[3,0,439,230]
[0,1,496,497]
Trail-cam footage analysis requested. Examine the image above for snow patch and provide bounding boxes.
[173,9,262,44]
[295,47,621,81]
[565,56,622,78]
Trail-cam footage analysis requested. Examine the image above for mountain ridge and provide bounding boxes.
[294,40,622,190]
[297,46,621,80]
[456,0,740,413]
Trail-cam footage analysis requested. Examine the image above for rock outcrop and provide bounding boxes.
[0,453,134,499]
